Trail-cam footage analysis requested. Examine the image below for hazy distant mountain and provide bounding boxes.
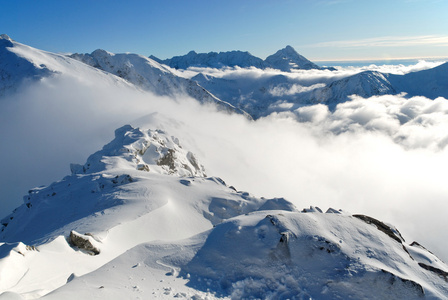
[389,62,448,99]
[191,63,448,117]
[153,50,268,69]
[305,71,398,107]
[153,45,329,72]
[265,45,323,71]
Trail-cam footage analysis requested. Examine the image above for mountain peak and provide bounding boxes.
[70,124,207,177]
[0,34,12,41]
[283,45,296,53]
[265,46,321,71]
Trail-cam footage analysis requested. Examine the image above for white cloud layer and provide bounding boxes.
[2,65,448,262]
[177,60,445,83]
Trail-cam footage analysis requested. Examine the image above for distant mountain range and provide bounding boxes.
[150,45,334,71]
[3,33,447,120]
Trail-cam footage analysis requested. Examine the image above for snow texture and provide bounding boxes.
[69,50,250,118]
[1,122,447,299]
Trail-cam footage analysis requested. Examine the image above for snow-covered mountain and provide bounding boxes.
[389,62,448,99]
[0,34,134,96]
[152,50,268,69]
[305,71,398,107]
[69,50,249,117]
[153,45,328,72]
[301,64,448,107]
[0,34,54,96]
[0,34,248,118]
[188,62,448,117]
[1,122,447,299]
[265,45,323,71]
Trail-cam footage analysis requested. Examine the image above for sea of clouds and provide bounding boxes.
[1,61,448,261]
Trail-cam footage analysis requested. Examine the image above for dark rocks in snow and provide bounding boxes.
[157,149,176,172]
[353,214,404,244]
[380,269,425,296]
[69,231,100,255]
[418,263,448,281]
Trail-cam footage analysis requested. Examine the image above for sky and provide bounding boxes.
[1,0,448,61]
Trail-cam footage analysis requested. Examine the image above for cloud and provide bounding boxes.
[2,65,448,263]
[131,93,448,262]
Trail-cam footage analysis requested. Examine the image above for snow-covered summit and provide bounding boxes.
[0,34,56,96]
[265,45,323,71]
[0,34,137,98]
[0,34,13,42]
[70,124,206,177]
[0,122,297,297]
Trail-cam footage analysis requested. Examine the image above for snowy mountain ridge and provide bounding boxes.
[1,120,448,299]
[69,50,250,118]
[154,45,327,71]
[189,62,448,117]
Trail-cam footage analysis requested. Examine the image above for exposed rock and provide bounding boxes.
[418,263,448,281]
[69,231,100,255]
[353,214,404,244]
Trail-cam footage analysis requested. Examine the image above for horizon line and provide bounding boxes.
[312,55,448,63]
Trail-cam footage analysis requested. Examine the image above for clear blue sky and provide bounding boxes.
[1,0,448,61]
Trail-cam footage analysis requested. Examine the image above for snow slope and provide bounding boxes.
[0,34,55,96]
[189,63,448,118]
[389,62,448,99]
[305,71,397,108]
[69,50,250,118]
[1,121,447,299]
[0,34,133,96]
[0,123,295,298]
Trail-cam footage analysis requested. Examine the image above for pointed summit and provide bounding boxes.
[265,45,321,71]
[0,34,13,42]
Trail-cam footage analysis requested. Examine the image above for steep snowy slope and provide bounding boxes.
[301,65,448,108]
[192,72,326,118]
[0,34,132,96]
[0,34,55,96]
[69,50,249,117]
[305,71,398,107]
[154,50,268,69]
[389,62,448,99]
[190,63,448,118]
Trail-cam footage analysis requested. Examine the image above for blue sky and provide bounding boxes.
[1,0,448,61]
